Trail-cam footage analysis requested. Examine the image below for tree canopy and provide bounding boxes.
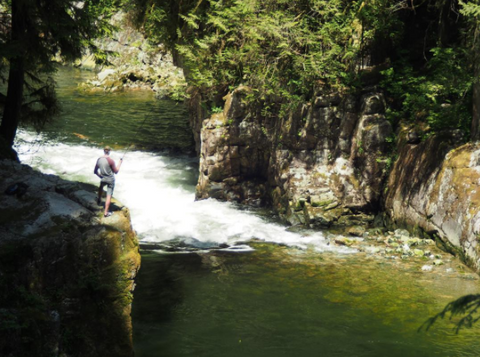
[125,0,480,140]
[126,0,399,115]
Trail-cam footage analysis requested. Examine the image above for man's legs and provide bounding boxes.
[104,181,115,216]
[97,183,105,205]
[104,194,112,216]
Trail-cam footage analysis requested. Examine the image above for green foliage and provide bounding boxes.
[127,0,401,117]
[460,0,480,18]
[381,46,472,133]
[126,0,478,138]
[211,106,223,113]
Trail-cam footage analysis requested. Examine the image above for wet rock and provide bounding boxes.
[366,246,381,254]
[433,259,444,266]
[98,68,116,81]
[394,229,410,238]
[413,249,424,257]
[78,12,186,100]
[195,87,390,229]
[368,227,384,236]
[347,225,366,237]
[407,238,421,246]
[334,237,354,246]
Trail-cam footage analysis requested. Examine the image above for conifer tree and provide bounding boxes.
[0,0,118,149]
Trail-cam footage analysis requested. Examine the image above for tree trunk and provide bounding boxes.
[438,0,453,46]
[0,59,25,147]
[472,20,480,141]
[0,0,26,148]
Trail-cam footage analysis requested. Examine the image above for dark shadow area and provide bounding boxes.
[132,251,204,355]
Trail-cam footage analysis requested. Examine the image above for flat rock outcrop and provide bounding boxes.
[0,160,140,357]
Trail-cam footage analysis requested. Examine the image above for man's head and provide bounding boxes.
[104,146,111,154]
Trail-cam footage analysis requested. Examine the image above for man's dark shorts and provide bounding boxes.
[101,178,115,196]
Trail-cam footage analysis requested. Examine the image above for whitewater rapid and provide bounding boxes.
[16,130,354,253]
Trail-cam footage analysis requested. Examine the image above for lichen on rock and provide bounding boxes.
[385,129,480,272]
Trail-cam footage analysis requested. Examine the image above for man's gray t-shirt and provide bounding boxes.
[95,157,116,183]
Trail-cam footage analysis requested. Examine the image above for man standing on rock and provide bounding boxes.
[94,146,123,217]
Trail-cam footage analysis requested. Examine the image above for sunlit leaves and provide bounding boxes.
[129,0,401,118]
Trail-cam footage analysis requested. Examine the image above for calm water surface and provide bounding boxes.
[16,67,480,357]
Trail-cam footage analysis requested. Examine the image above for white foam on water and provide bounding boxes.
[16,130,355,254]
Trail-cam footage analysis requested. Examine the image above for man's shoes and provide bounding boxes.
[104,212,112,217]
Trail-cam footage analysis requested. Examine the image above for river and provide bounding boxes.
[16,67,480,357]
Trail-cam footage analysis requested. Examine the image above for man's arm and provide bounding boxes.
[107,157,123,174]
[93,159,103,178]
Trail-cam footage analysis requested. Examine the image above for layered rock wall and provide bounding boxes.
[195,87,393,229]
[385,131,480,270]
[192,83,480,271]
[0,160,140,357]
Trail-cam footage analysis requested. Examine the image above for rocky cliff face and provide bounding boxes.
[195,86,393,230]
[77,12,186,99]
[385,129,480,270]
[0,160,140,357]
[193,82,480,271]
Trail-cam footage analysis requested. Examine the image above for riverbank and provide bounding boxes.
[0,159,140,357]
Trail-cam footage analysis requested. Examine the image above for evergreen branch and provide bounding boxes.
[421,294,480,333]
